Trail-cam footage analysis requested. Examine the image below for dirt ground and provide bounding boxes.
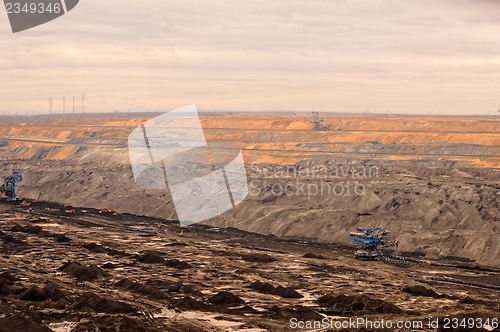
[1,200,499,331]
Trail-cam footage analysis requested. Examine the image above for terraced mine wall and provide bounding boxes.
[0,114,499,266]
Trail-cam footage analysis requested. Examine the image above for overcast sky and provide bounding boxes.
[1,0,500,115]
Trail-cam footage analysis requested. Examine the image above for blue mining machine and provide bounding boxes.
[348,227,408,266]
[1,170,23,200]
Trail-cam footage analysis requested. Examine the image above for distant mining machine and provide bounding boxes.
[310,112,331,131]
[348,227,408,266]
[1,169,23,200]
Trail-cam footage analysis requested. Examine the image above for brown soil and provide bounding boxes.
[0,201,499,331]
[249,281,303,299]
[317,294,405,315]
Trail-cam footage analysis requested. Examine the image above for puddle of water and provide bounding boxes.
[48,321,78,332]
[143,242,163,246]
[278,263,303,270]
[249,306,267,313]
[195,255,212,260]
[181,311,243,329]
[296,290,316,306]
[219,285,242,291]
[152,308,175,319]
[40,223,62,228]
[436,298,455,303]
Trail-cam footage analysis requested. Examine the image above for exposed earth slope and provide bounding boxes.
[0,113,499,266]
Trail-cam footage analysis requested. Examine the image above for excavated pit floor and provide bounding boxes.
[1,200,499,331]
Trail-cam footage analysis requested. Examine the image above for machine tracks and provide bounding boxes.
[375,247,409,267]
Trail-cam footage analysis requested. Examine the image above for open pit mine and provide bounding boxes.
[0,112,499,331]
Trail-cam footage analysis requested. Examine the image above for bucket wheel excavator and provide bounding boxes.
[1,169,23,200]
[348,227,408,266]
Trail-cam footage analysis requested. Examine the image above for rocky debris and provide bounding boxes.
[317,294,404,315]
[67,292,137,314]
[307,263,365,276]
[0,271,18,281]
[2,233,24,244]
[72,316,154,332]
[249,280,276,294]
[0,272,17,295]
[52,234,71,242]
[0,315,52,332]
[57,261,109,281]
[164,241,188,247]
[164,321,208,332]
[40,283,72,309]
[101,262,120,269]
[25,225,43,234]
[9,224,43,234]
[230,305,259,314]
[9,224,25,232]
[166,281,183,293]
[241,253,276,263]
[0,196,499,330]
[303,252,326,259]
[175,296,207,310]
[115,278,168,299]
[208,291,245,306]
[143,279,199,294]
[52,299,70,310]
[401,251,426,258]
[267,305,323,321]
[457,296,494,306]
[165,259,192,269]
[43,283,69,301]
[83,242,107,253]
[402,285,441,298]
[107,248,127,256]
[274,286,303,299]
[19,286,47,301]
[249,281,303,298]
[180,284,202,296]
[442,255,475,263]
[137,252,164,264]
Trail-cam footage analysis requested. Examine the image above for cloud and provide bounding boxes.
[1,0,499,114]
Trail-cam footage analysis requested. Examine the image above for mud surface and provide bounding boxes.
[1,201,499,331]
